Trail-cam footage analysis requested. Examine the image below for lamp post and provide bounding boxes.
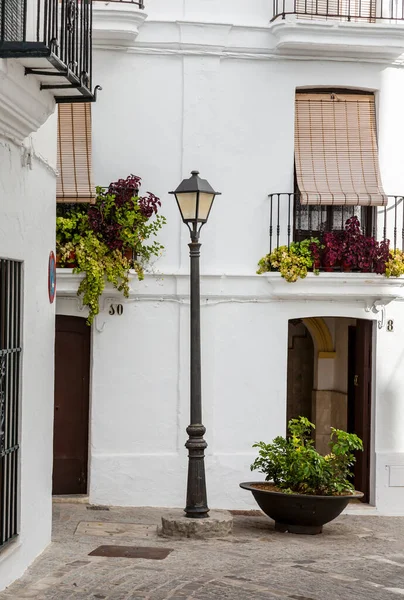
[170,171,221,519]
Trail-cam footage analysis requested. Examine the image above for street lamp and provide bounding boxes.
[170,171,221,519]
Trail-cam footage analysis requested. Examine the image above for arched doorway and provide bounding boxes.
[286,317,373,503]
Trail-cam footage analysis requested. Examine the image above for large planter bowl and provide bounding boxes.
[240,482,364,534]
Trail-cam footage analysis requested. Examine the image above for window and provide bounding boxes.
[0,0,25,42]
[0,259,22,548]
[294,90,385,240]
[57,103,95,204]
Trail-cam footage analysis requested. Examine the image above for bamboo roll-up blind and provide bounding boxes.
[57,103,95,203]
[295,92,387,206]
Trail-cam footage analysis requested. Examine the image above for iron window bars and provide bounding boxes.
[0,0,98,103]
[0,260,22,548]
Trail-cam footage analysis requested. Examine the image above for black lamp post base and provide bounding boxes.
[184,424,209,519]
[184,509,210,519]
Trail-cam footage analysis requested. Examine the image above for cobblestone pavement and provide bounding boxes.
[2,502,404,599]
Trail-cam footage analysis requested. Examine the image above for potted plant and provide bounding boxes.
[385,249,404,277]
[257,217,391,279]
[257,238,322,282]
[240,417,363,534]
[56,174,166,324]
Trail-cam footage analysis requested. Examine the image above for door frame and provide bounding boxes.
[347,319,376,505]
[53,312,93,496]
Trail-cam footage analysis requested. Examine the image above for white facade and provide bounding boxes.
[56,1,404,514]
[0,57,57,589]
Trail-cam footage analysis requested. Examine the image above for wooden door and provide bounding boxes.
[53,315,90,495]
[348,320,372,502]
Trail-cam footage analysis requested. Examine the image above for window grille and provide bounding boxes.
[0,259,22,548]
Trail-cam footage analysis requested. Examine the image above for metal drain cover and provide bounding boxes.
[88,545,173,560]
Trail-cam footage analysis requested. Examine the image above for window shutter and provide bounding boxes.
[295,92,387,206]
[0,0,25,41]
[56,103,95,203]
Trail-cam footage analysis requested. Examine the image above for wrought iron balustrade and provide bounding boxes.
[268,193,404,254]
[0,0,98,102]
[272,0,404,22]
[93,0,144,6]
[0,259,22,549]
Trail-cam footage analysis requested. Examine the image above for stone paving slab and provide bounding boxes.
[75,522,156,538]
[1,503,404,599]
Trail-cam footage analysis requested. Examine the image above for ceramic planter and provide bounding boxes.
[240,482,363,534]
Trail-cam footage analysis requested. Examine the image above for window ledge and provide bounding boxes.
[270,18,404,62]
[266,272,404,305]
[92,3,148,49]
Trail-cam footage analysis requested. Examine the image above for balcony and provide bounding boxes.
[268,193,404,254]
[269,0,404,61]
[272,0,404,22]
[92,0,147,48]
[0,0,97,102]
[263,193,404,305]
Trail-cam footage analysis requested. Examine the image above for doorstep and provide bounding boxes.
[52,495,89,504]
[343,502,379,516]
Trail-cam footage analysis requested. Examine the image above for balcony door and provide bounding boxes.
[293,202,374,242]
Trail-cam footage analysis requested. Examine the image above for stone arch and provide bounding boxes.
[302,317,336,359]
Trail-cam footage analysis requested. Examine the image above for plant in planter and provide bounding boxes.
[240,417,363,534]
[56,174,166,324]
[257,238,322,282]
[87,174,166,266]
[56,204,89,267]
[258,217,391,279]
[323,217,390,274]
[385,249,404,277]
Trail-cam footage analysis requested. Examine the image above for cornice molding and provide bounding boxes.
[56,270,404,307]
[93,3,148,49]
[0,58,55,143]
[111,18,404,65]
[270,19,404,62]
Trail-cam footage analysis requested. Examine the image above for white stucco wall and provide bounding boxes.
[56,5,404,514]
[0,107,56,587]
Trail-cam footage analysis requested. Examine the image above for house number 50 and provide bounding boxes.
[109,304,123,316]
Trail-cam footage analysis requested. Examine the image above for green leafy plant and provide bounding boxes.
[257,239,322,282]
[250,417,363,496]
[385,249,404,278]
[56,175,166,324]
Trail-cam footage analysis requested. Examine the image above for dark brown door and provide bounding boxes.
[53,315,90,495]
[348,320,372,502]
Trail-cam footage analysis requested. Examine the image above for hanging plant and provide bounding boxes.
[56,175,166,324]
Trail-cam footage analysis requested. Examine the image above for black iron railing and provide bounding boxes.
[0,260,22,549]
[93,0,144,6]
[0,0,96,102]
[272,0,404,21]
[269,193,404,253]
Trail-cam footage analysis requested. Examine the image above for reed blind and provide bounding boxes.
[56,103,95,203]
[295,92,387,206]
